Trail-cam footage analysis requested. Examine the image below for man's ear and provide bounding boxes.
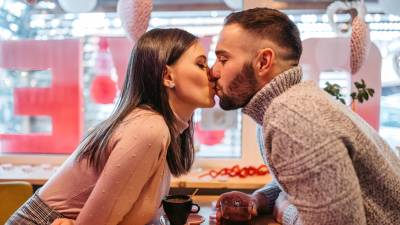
[163,65,175,88]
[255,48,275,78]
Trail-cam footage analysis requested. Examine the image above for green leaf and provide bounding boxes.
[357,94,363,103]
[364,92,369,100]
[367,88,375,96]
[354,81,362,89]
[350,92,357,100]
[360,79,366,87]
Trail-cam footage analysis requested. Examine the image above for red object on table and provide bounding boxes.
[199,165,269,179]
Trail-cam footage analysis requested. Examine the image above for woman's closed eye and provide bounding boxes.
[197,63,209,70]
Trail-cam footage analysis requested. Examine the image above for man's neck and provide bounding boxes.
[259,62,297,90]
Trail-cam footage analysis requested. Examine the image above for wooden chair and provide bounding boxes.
[0,181,33,224]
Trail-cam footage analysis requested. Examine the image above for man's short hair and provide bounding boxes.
[225,7,302,62]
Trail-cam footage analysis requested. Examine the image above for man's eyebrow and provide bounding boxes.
[215,50,230,56]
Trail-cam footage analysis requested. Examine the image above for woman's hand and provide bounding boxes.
[51,218,75,225]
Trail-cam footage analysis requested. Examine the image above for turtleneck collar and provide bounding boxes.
[243,66,303,125]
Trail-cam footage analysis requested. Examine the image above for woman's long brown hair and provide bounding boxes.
[76,28,197,177]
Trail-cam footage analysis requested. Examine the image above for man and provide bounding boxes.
[210,7,400,225]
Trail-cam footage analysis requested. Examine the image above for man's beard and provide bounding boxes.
[218,62,259,110]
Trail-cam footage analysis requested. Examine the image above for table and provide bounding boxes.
[0,164,279,224]
[0,164,272,190]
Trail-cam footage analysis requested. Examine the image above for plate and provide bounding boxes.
[160,213,205,225]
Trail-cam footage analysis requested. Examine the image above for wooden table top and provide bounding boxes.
[0,164,279,224]
[0,164,272,189]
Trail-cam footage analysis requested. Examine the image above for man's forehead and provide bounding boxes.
[216,24,260,54]
[217,24,249,54]
[221,24,244,36]
[219,24,246,44]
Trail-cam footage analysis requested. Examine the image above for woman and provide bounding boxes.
[7,28,216,225]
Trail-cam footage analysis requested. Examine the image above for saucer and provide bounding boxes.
[160,213,205,225]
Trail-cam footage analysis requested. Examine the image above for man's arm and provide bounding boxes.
[252,179,281,214]
[257,124,300,225]
[265,103,367,225]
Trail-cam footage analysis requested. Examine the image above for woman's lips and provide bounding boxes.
[214,87,222,97]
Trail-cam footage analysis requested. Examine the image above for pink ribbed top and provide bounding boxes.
[39,107,188,225]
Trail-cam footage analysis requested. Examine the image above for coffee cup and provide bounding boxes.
[162,195,200,225]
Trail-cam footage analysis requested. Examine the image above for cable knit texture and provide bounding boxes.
[244,66,400,225]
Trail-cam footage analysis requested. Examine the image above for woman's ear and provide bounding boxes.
[255,48,274,78]
[163,65,175,88]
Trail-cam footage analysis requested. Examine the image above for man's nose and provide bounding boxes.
[208,65,220,82]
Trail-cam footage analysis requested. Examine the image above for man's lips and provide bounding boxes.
[213,87,222,97]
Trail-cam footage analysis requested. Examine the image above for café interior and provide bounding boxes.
[0,0,400,224]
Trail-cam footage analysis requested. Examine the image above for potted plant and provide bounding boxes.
[324,79,375,111]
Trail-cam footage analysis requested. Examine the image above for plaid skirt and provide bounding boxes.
[6,192,65,225]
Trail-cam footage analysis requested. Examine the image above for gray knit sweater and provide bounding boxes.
[243,66,400,225]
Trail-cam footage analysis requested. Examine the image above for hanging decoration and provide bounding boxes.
[58,0,97,13]
[90,37,118,104]
[350,0,370,74]
[117,0,153,42]
[194,123,225,146]
[327,1,353,36]
[327,0,370,74]
[350,11,370,74]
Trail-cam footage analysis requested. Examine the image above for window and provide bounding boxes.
[0,69,53,135]
[1,10,400,168]
[0,10,265,169]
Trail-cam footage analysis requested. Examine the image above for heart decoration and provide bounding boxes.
[350,15,371,74]
[327,1,370,74]
[117,0,153,42]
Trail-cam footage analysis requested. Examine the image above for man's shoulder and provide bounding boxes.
[264,81,341,133]
[268,81,328,113]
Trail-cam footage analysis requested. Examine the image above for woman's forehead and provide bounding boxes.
[182,42,207,59]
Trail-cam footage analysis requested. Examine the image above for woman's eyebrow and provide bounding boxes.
[196,55,207,61]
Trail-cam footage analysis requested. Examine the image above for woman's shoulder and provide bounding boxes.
[122,107,163,122]
[118,107,170,137]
